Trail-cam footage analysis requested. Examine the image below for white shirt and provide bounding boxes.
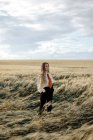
[36,72,55,93]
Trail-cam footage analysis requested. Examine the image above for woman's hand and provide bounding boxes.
[42,88,46,93]
[40,89,46,94]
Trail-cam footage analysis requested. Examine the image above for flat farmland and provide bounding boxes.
[0,60,93,140]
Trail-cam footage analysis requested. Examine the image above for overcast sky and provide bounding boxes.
[0,0,93,60]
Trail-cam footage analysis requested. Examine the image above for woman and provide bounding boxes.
[37,62,54,115]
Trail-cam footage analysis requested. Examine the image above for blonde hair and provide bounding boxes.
[40,62,49,84]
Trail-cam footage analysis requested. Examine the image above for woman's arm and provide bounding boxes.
[36,75,45,93]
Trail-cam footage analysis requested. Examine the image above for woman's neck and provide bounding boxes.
[45,71,49,74]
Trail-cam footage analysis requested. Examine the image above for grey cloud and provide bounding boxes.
[63,0,93,36]
[0,0,93,59]
[53,51,93,60]
[0,7,75,52]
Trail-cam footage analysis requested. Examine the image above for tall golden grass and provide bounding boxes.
[0,60,93,140]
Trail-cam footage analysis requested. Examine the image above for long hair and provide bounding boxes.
[41,62,49,83]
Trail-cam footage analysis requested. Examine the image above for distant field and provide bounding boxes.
[0,60,93,140]
[0,60,93,75]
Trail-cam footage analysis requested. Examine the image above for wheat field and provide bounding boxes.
[0,60,93,140]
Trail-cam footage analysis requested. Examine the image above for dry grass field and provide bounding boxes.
[0,60,93,140]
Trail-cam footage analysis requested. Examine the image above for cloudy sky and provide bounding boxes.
[0,0,93,60]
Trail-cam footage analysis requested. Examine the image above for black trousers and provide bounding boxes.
[39,85,54,112]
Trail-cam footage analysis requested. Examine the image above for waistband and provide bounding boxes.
[44,85,53,89]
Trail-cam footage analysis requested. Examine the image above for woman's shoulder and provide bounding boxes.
[49,72,55,81]
[48,72,53,76]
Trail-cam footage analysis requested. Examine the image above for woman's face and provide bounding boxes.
[45,63,49,72]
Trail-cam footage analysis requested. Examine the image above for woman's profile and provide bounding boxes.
[36,62,54,115]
